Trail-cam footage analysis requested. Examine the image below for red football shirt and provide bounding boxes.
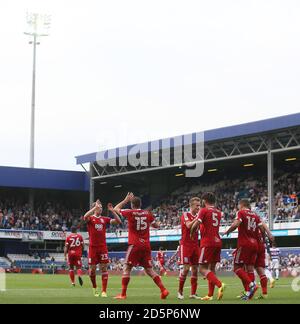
[120,209,155,247]
[65,233,84,257]
[86,215,111,248]
[180,212,199,246]
[157,251,165,261]
[198,207,222,248]
[236,209,262,248]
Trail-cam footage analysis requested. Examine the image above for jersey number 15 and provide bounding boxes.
[135,217,148,231]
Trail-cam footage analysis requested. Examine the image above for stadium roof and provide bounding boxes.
[76,112,300,165]
[0,166,89,191]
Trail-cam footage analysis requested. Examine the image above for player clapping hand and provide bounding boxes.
[125,192,134,203]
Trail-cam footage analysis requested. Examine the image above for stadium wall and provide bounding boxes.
[0,226,300,245]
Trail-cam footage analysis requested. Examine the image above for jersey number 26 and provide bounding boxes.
[70,237,81,247]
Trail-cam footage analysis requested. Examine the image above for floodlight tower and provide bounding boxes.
[24,12,51,168]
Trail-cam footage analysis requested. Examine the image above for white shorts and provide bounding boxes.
[271,259,280,270]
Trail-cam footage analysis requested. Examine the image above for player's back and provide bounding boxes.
[236,209,261,248]
[66,233,83,256]
[121,209,154,247]
[199,207,222,248]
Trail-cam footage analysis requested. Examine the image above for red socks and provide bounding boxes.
[248,272,255,283]
[179,274,187,294]
[160,268,166,276]
[242,279,248,291]
[153,275,166,292]
[191,276,198,296]
[120,275,165,297]
[69,270,75,284]
[260,275,268,295]
[102,272,108,293]
[89,270,109,291]
[121,276,130,296]
[208,281,215,297]
[89,271,97,289]
[206,271,222,288]
[77,269,83,277]
[234,268,251,291]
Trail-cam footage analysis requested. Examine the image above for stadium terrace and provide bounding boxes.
[0,113,300,285]
[76,112,300,230]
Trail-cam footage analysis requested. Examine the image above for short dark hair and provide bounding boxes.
[131,196,142,209]
[239,199,251,209]
[202,192,216,205]
[71,226,77,233]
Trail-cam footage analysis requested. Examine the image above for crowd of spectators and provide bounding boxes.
[153,170,299,229]
[281,254,300,273]
[0,199,81,231]
[0,167,299,232]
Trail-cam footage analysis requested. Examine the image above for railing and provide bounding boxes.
[274,218,300,224]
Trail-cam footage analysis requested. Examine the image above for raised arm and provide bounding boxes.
[224,219,241,236]
[114,192,134,214]
[108,203,122,225]
[83,199,100,222]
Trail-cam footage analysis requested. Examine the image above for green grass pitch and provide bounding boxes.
[0,274,299,304]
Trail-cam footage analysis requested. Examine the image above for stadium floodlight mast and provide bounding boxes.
[24,12,51,168]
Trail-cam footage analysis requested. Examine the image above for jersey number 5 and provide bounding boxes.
[212,213,219,227]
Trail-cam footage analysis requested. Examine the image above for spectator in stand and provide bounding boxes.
[0,198,85,232]
[0,165,299,231]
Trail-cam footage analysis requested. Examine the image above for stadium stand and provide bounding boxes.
[153,169,300,229]
[4,248,299,275]
[48,253,66,262]
[0,171,299,232]
[6,253,73,270]
[0,200,84,231]
[0,257,11,269]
